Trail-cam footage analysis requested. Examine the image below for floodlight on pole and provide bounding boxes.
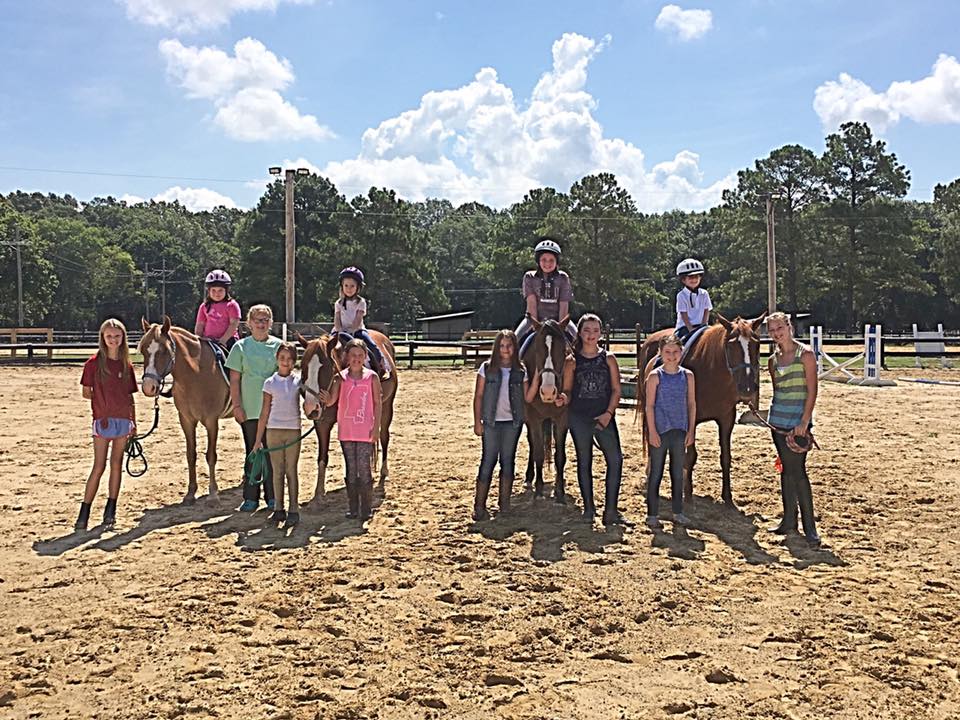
[270,166,313,323]
[763,190,785,315]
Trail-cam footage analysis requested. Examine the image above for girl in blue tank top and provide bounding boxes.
[644,334,696,529]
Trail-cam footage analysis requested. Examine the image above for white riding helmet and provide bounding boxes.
[205,269,232,286]
[676,258,705,278]
[534,238,562,258]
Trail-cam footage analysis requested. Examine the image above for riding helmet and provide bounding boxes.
[205,269,232,286]
[339,266,365,288]
[676,258,705,278]
[534,238,562,262]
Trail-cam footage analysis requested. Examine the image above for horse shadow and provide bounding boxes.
[82,487,247,553]
[200,484,379,551]
[469,484,625,563]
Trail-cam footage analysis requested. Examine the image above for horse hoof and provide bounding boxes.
[183,495,196,505]
[553,493,566,504]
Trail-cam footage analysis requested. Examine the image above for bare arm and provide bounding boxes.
[253,392,272,449]
[680,310,693,331]
[525,294,539,321]
[320,376,342,407]
[559,300,570,320]
[797,349,818,435]
[524,370,541,403]
[371,375,382,443]
[194,318,206,336]
[644,373,661,447]
[82,385,93,400]
[219,319,239,345]
[557,360,575,406]
[473,373,485,435]
[685,370,697,446]
[597,354,621,427]
[332,304,342,333]
[230,370,245,423]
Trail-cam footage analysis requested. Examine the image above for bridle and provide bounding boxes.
[723,329,759,380]
[299,343,340,406]
[142,333,176,395]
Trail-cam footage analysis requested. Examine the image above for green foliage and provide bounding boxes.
[1,122,957,332]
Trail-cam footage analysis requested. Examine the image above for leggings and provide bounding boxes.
[341,441,374,518]
[240,419,274,503]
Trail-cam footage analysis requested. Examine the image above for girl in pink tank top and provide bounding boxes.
[319,339,382,520]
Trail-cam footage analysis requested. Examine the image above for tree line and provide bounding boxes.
[1,121,958,333]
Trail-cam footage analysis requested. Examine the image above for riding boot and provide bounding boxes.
[795,474,820,545]
[102,497,118,529]
[771,472,798,534]
[498,472,512,514]
[345,480,360,519]
[359,481,374,521]
[75,502,91,532]
[473,479,491,521]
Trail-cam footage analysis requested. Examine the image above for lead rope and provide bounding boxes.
[124,395,161,477]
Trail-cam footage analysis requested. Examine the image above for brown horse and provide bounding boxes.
[298,331,399,502]
[522,318,571,501]
[637,313,765,505]
[139,316,232,503]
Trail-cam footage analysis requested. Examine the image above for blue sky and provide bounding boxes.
[1,0,958,212]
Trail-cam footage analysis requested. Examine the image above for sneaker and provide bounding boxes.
[238,499,258,512]
[345,510,358,519]
[266,499,276,511]
[646,516,662,529]
[602,512,625,527]
[283,512,300,529]
[769,522,797,535]
[268,510,287,524]
[806,533,822,549]
[673,513,691,527]
[581,510,596,524]
[472,507,491,522]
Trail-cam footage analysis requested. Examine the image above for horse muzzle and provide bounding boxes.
[304,400,320,420]
[141,378,160,397]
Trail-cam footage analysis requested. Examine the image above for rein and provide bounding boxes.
[124,394,161,477]
[244,425,318,486]
[747,399,820,451]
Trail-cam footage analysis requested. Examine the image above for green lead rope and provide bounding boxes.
[244,425,317,486]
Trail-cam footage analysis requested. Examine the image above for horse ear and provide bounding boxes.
[750,311,767,331]
[714,312,733,331]
[296,332,310,348]
[141,317,150,332]
[161,315,172,334]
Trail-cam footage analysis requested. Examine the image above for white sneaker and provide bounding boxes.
[646,516,662,529]
[673,513,691,527]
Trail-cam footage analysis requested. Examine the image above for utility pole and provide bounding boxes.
[284,168,296,324]
[144,261,150,323]
[14,227,23,327]
[269,165,310,325]
[160,257,167,318]
[763,191,782,315]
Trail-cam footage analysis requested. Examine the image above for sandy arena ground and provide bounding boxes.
[1,364,959,719]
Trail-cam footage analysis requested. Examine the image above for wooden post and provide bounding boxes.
[46,328,53,360]
[10,329,16,358]
[408,341,416,369]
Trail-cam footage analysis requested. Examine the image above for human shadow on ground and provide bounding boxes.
[784,534,845,569]
[469,484,625,563]
[649,523,707,560]
[679,494,780,565]
[200,483,382,551]
[33,525,109,557]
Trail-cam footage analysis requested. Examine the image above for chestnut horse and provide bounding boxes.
[637,313,765,505]
[522,318,571,501]
[298,331,398,502]
[139,316,232,503]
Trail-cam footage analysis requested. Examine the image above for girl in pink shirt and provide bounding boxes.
[195,269,241,349]
[319,339,382,521]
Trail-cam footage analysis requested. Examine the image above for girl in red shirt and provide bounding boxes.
[76,319,138,531]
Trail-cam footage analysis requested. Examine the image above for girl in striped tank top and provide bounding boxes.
[767,312,821,547]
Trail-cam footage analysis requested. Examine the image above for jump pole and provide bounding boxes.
[810,325,859,383]
[847,324,896,387]
[897,377,960,387]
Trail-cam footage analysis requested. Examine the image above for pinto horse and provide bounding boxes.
[139,316,232,503]
[637,313,765,505]
[298,331,399,502]
[522,318,571,501]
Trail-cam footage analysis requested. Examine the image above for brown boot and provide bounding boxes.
[498,473,513,514]
[473,479,491,521]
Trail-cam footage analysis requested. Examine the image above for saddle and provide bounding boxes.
[333,334,388,379]
[652,325,709,370]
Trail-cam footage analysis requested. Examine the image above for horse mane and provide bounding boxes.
[683,323,729,369]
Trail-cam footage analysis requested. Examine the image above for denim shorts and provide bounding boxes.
[92,418,135,439]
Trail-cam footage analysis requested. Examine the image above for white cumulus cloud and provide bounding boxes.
[317,32,732,211]
[153,186,238,211]
[655,5,713,41]
[120,0,314,32]
[160,37,333,142]
[814,54,960,132]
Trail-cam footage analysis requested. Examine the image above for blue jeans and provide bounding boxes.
[568,412,623,518]
[646,428,686,516]
[338,329,386,369]
[478,421,523,484]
